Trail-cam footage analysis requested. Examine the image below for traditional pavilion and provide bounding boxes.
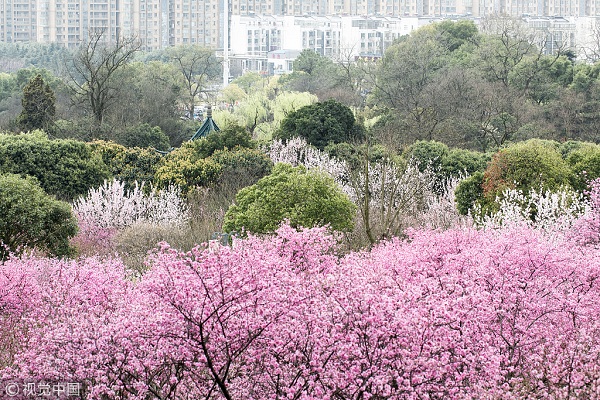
[190,104,219,141]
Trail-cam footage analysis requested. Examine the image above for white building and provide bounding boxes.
[523,16,577,54]
[1,0,598,62]
[229,14,432,64]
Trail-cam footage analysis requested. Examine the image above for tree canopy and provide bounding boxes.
[0,131,110,200]
[223,163,356,234]
[276,99,363,150]
[17,74,56,132]
[0,173,77,260]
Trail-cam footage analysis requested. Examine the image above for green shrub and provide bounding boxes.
[208,147,273,188]
[482,139,571,202]
[565,143,600,192]
[403,140,450,172]
[0,173,77,260]
[90,140,162,189]
[441,148,489,179]
[0,131,109,200]
[154,127,264,193]
[17,74,56,132]
[403,141,488,194]
[455,172,485,215]
[560,140,597,159]
[325,142,389,170]
[403,140,488,179]
[223,163,356,234]
[154,157,222,193]
[192,124,254,158]
[275,99,363,150]
[115,123,171,151]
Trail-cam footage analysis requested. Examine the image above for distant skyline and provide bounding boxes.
[1,0,599,52]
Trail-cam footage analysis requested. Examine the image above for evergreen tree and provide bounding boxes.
[275,99,364,150]
[17,74,56,131]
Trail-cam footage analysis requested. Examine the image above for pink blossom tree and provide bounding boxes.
[571,178,600,247]
[3,223,600,399]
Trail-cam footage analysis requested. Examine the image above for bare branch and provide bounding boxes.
[67,29,141,125]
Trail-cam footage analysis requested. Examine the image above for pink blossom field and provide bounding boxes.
[2,201,600,399]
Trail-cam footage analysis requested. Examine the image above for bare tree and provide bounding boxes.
[578,18,600,63]
[372,28,448,141]
[477,16,541,87]
[347,156,438,246]
[332,47,371,108]
[69,29,140,125]
[167,45,221,120]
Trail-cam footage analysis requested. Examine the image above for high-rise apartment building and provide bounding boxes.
[167,0,221,47]
[1,0,37,43]
[0,0,599,49]
[1,0,222,49]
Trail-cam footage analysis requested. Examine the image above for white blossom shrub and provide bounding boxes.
[474,186,589,233]
[73,179,188,230]
[422,176,471,230]
[268,137,351,193]
[570,178,600,246]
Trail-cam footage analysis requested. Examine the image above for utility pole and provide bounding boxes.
[223,0,230,88]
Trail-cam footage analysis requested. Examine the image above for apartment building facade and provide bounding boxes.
[0,0,222,49]
[0,0,598,53]
[228,14,429,74]
[1,0,37,42]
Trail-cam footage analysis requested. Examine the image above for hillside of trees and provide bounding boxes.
[1,18,600,150]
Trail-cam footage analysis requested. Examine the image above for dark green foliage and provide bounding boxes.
[209,147,273,186]
[14,68,61,91]
[455,172,486,215]
[403,140,488,182]
[0,173,77,260]
[192,124,254,158]
[293,49,330,74]
[153,127,257,194]
[45,118,115,143]
[325,142,389,170]
[560,140,597,158]
[276,99,362,150]
[564,143,600,192]
[0,43,71,73]
[403,141,450,172]
[115,123,171,151]
[570,63,600,94]
[153,142,222,193]
[436,20,480,52]
[280,49,364,105]
[509,55,573,104]
[231,72,265,94]
[370,19,600,150]
[223,163,356,234]
[90,140,162,189]
[281,49,339,96]
[154,157,222,193]
[204,148,274,202]
[0,131,110,200]
[441,149,489,179]
[17,74,56,132]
